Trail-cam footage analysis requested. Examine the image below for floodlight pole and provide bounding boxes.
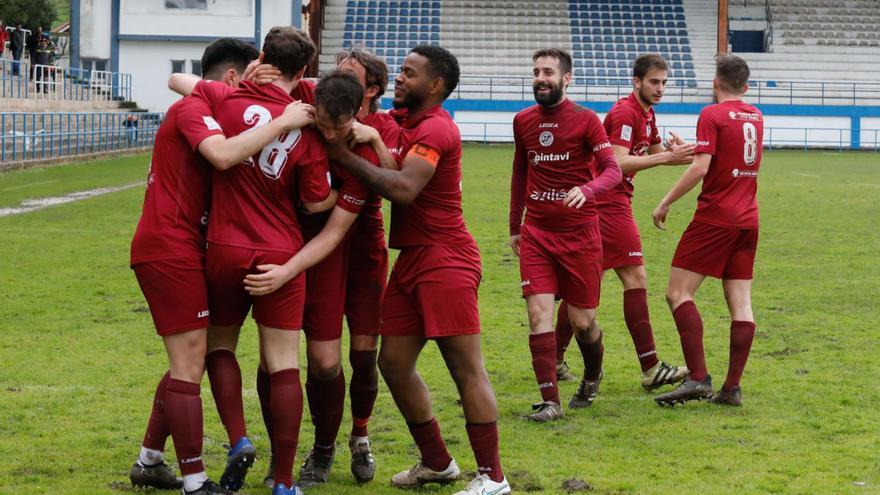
[718,0,729,54]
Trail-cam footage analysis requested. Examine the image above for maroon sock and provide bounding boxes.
[672,301,708,382]
[164,378,204,475]
[724,320,756,390]
[623,289,659,371]
[554,302,574,364]
[305,368,345,456]
[465,422,504,483]
[256,366,272,452]
[270,369,303,487]
[407,418,453,472]
[576,332,604,381]
[142,371,170,452]
[349,349,379,437]
[528,332,559,404]
[206,350,247,446]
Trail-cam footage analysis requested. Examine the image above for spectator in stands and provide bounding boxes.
[27,26,43,78]
[10,24,24,76]
[34,36,55,93]
[124,115,139,143]
[0,21,8,61]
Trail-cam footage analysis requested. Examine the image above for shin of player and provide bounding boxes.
[509,49,622,421]
[652,54,762,408]
[329,46,510,495]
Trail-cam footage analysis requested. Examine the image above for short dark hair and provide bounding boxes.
[335,48,389,112]
[532,48,573,75]
[262,27,317,79]
[410,45,460,100]
[633,53,668,79]
[715,53,750,93]
[315,71,364,122]
[200,38,259,79]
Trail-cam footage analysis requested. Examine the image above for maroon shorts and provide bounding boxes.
[518,223,603,309]
[672,220,759,280]
[599,207,644,270]
[381,244,482,339]
[302,237,350,342]
[345,241,388,336]
[206,244,305,330]
[133,258,209,336]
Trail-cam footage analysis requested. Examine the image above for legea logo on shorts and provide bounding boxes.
[197,310,209,318]
[520,280,531,287]
[628,251,642,257]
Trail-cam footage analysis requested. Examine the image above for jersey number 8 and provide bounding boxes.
[242,104,302,180]
[742,122,758,166]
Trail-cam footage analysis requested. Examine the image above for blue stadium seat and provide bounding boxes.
[343,40,352,49]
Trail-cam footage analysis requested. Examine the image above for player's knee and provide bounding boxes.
[308,355,342,381]
[377,350,400,380]
[666,289,683,309]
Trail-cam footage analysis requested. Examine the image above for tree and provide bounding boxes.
[0,0,57,31]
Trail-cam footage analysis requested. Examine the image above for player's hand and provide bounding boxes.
[348,122,380,148]
[509,234,521,257]
[666,143,696,164]
[652,203,669,230]
[563,186,587,209]
[244,61,281,85]
[243,264,295,296]
[668,130,687,146]
[278,100,315,130]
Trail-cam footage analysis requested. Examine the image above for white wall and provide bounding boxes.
[860,117,880,149]
[259,2,295,49]
[120,40,212,111]
[120,0,254,38]
[453,109,854,148]
[80,0,112,60]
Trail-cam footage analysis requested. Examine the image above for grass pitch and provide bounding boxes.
[1,147,878,495]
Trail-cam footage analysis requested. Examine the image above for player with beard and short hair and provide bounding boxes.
[509,48,622,422]
[552,54,693,392]
[327,45,510,495]
[653,54,763,407]
[129,38,315,495]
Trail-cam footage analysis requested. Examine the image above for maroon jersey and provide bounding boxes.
[693,100,763,229]
[598,93,662,210]
[349,111,400,248]
[130,94,223,265]
[388,105,475,249]
[208,81,331,253]
[291,78,316,105]
[509,99,621,234]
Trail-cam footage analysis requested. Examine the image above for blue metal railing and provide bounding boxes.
[1,111,164,163]
[456,122,879,150]
[0,61,132,102]
[381,75,880,106]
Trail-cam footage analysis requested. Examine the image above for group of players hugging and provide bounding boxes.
[127,24,763,495]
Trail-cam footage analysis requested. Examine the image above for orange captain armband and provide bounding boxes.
[406,144,441,167]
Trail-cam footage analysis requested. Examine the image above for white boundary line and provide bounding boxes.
[0,182,142,218]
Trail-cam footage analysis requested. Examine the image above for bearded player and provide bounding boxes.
[653,54,763,407]
[329,45,511,495]
[553,54,693,393]
[509,48,622,422]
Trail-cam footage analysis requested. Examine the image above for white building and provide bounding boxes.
[72,0,304,111]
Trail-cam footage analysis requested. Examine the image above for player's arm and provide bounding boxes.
[168,73,201,96]
[508,126,528,256]
[652,153,711,230]
[327,140,435,205]
[242,206,358,295]
[348,122,399,170]
[301,190,339,213]
[616,140,695,174]
[563,117,623,209]
[197,101,315,170]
